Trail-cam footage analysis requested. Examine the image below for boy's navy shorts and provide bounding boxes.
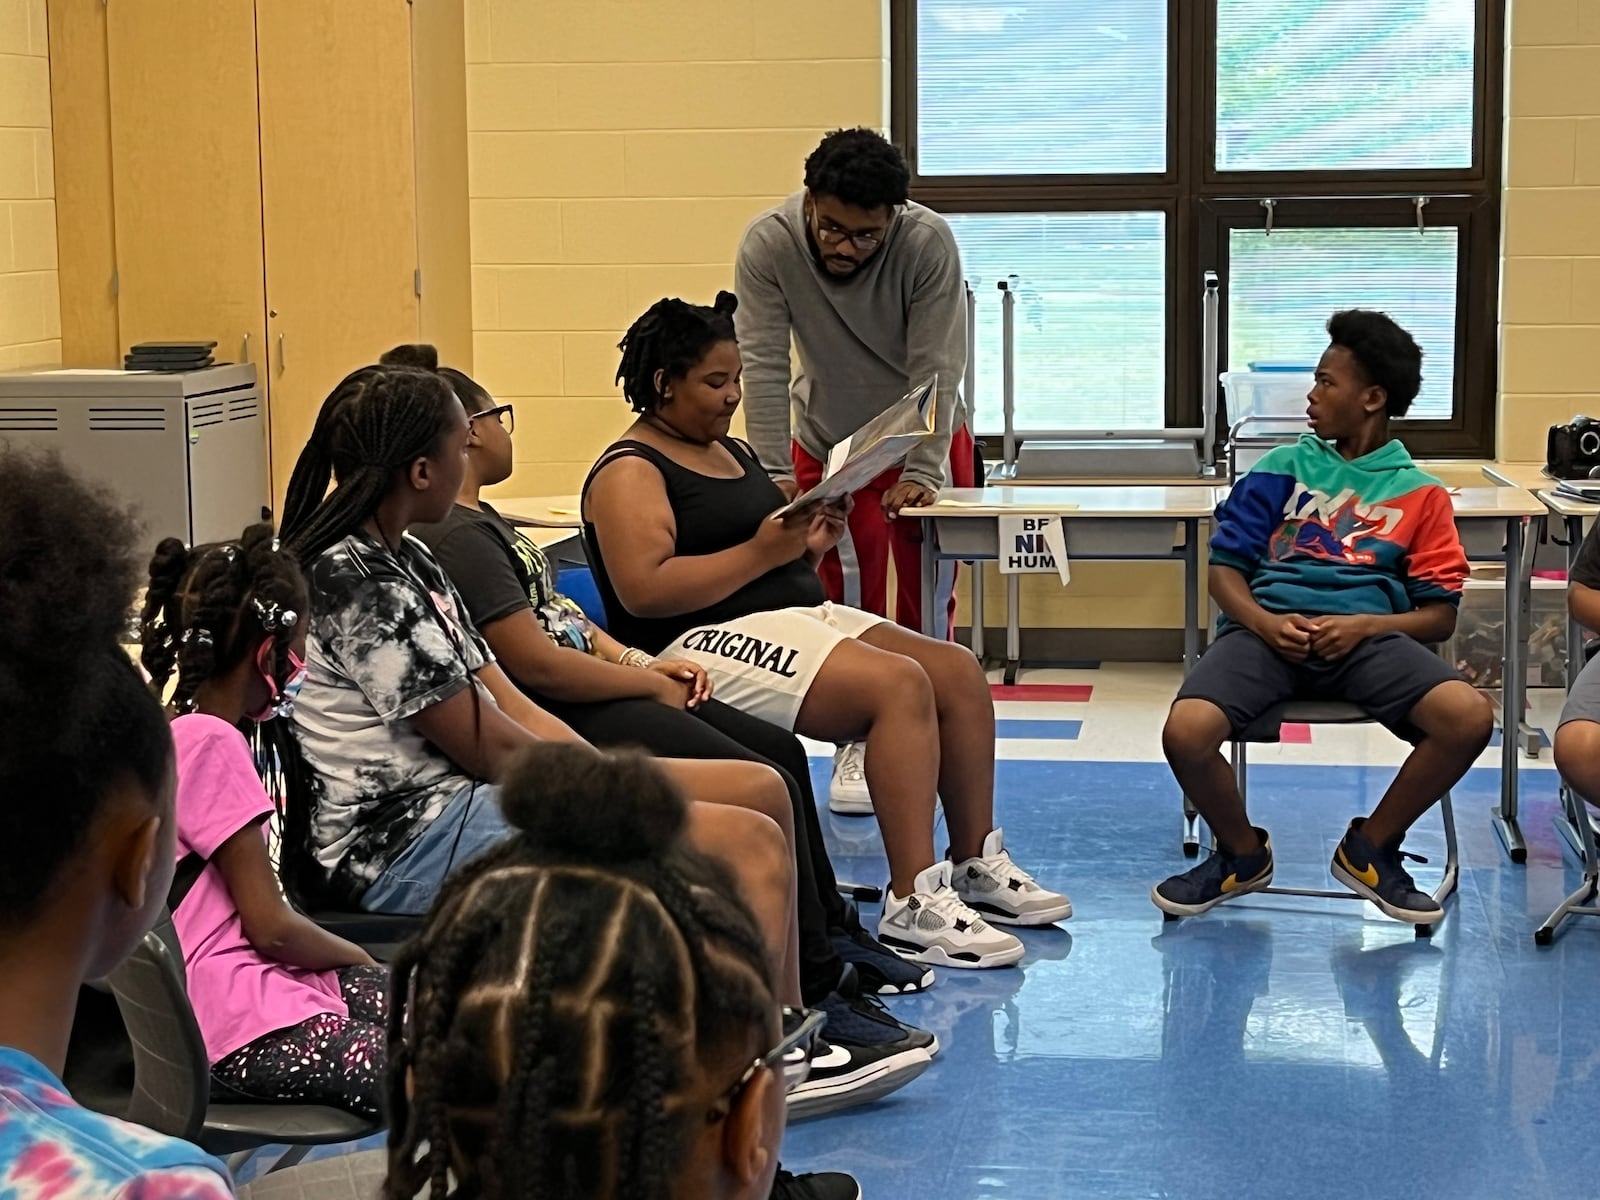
[1175,627,1465,742]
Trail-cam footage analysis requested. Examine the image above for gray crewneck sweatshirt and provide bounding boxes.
[732,191,968,490]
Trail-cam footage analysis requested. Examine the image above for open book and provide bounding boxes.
[775,378,939,519]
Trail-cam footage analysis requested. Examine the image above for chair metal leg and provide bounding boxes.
[836,881,883,904]
[1553,782,1600,864]
[1537,783,1600,945]
[268,1145,312,1173]
[1416,789,1459,940]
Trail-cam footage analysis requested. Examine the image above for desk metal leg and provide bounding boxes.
[970,564,986,660]
[1182,518,1200,672]
[1180,518,1202,853]
[1004,573,1021,685]
[1518,517,1544,758]
[919,518,937,640]
[1557,514,1588,857]
[1565,514,1584,696]
[1494,516,1528,863]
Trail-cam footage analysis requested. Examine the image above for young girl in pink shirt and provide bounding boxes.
[140,523,386,1118]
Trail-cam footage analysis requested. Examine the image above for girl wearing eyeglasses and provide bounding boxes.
[140,523,390,1118]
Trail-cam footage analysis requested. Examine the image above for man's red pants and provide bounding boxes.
[791,426,975,637]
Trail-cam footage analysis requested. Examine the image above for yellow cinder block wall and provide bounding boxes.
[464,1,1599,638]
[467,0,889,497]
[1498,0,1600,459]
[0,0,59,371]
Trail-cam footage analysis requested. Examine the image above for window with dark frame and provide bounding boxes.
[891,0,1504,458]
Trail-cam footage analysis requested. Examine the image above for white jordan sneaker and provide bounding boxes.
[877,861,1024,969]
[951,827,1073,926]
[828,742,873,815]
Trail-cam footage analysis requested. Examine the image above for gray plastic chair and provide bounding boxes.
[1178,699,1459,938]
[234,1149,396,1199]
[104,917,380,1173]
[299,908,421,963]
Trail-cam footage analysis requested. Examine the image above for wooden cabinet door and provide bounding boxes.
[255,0,420,509]
[105,0,266,374]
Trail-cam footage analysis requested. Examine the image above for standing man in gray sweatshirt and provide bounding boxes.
[734,128,973,814]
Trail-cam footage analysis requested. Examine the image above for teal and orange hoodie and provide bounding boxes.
[1211,434,1468,620]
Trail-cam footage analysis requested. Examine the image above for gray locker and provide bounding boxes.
[0,364,269,554]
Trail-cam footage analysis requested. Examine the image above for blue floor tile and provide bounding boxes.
[239,757,1600,1199]
[784,757,1600,1199]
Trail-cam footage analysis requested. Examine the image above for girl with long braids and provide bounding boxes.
[584,293,1071,972]
[383,743,855,1200]
[386,343,937,1109]
[0,448,231,1198]
[139,523,388,1118]
[271,363,821,1054]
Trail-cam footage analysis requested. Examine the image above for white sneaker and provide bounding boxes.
[828,743,873,815]
[877,861,1024,969]
[952,827,1073,926]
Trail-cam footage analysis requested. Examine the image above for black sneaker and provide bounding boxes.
[831,923,936,994]
[820,965,939,1056]
[1151,828,1274,917]
[1330,818,1444,924]
[772,1167,862,1200]
[785,1036,931,1120]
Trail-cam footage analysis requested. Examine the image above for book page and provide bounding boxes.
[774,378,938,519]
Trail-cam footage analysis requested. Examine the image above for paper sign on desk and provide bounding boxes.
[998,515,1070,585]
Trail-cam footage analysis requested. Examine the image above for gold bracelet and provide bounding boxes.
[620,647,655,669]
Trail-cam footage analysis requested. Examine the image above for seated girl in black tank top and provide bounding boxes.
[583,434,826,655]
[583,292,1071,974]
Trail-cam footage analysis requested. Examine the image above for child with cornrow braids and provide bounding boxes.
[383,743,858,1200]
[139,523,388,1118]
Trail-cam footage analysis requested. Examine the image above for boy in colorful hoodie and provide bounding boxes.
[1154,309,1494,925]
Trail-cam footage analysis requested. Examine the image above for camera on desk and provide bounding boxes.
[1547,416,1600,480]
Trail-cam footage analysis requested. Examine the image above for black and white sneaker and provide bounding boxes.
[785,1037,932,1121]
[878,861,1024,969]
[820,964,939,1056]
[831,922,936,994]
[771,1167,862,1200]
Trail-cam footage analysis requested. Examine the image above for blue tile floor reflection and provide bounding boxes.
[785,757,1600,1200]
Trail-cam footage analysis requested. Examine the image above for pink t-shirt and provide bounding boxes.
[170,713,346,1064]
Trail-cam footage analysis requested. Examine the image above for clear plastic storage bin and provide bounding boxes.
[1220,370,1313,423]
[1444,567,1568,690]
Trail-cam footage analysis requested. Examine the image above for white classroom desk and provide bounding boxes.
[985,473,1223,488]
[1441,487,1551,860]
[907,486,1219,685]
[489,494,583,528]
[1481,463,1555,491]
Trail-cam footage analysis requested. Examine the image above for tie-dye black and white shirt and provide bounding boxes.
[291,532,492,907]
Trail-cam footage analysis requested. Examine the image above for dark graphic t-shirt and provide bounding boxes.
[1574,519,1600,592]
[414,503,594,653]
[290,532,492,906]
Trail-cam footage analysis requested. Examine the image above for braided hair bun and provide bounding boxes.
[378,343,441,372]
[615,293,741,414]
[496,744,686,865]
